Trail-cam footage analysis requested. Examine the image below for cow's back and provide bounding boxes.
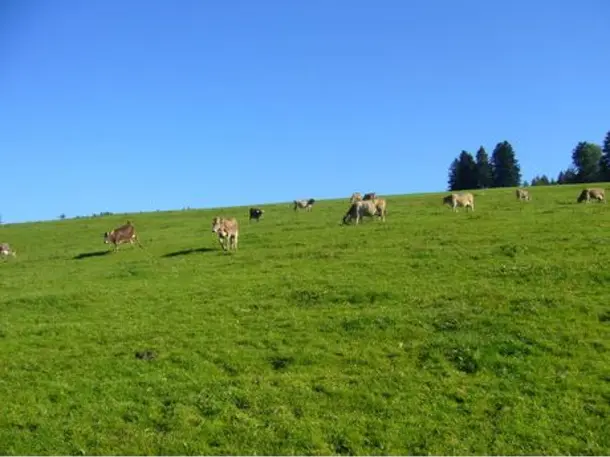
[223,217,239,234]
[113,223,136,241]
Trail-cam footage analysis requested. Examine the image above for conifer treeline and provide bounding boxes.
[447,130,610,190]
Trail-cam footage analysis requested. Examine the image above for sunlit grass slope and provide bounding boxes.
[1,184,609,455]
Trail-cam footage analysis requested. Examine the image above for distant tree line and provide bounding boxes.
[447,129,610,190]
[529,130,610,186]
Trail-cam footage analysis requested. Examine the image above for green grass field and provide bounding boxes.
[1,184,609,455]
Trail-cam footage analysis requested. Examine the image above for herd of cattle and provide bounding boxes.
[0,187,606,257]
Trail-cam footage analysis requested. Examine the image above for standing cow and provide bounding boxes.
[0,243,16,258]
[443,193,475,212]
[104,221,142,251]
[516,189,531,201]
[212,217,239,251]
[577,188,606,203]
[342,198,387,225]
[294,198,315,211]
[249,208,264,222]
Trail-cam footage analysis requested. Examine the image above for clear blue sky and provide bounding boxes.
[1,0,609,223]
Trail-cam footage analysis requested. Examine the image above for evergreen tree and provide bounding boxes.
[571,141,602,183]
[557,167,578,184]
[598,131,610,182]
[491,141,522,187]
[447,158,459,191]
[447,151,478,191]
[531,175,551,186]
[475,146,493,188]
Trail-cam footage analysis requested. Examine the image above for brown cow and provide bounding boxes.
[342,198,387,225]
[212,217,239,251]
[443,193,475,212]
[577,188,606,203]
[516,188,530,201]
[104,221,142,251]
[0,243,16,258]
[350,192,363,204]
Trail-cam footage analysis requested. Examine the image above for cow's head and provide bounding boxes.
[103,231,111,244]
[211,217,223,233]
[443,195,453,205]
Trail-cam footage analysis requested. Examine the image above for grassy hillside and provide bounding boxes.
[1,184,609,455]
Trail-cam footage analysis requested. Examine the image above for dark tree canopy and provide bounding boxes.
[571,141,602,183]
[475,146,493,189]
[557,167,578,184]
[491,141,522,187]
[598,131,610,182]
[448,151,478,191]
[531,175,552,186]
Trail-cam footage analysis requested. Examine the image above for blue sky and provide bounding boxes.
[1,0,609,223]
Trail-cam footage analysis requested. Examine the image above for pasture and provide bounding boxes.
[1,184,609,455]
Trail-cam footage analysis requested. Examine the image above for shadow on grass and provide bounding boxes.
[162,247,215,258]
[73,250,111,260]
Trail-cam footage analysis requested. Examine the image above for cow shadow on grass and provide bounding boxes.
[73,250,112,260]
[162,247,215,258]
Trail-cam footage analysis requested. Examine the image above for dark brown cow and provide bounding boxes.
[363,192,376,201]
[104,221,142,251]
[249,208,264,222]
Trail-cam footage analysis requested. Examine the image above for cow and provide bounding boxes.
[212,217,239,251]
[249,207,264,222]
[104,221,142,251]
[350,192,363,204]
[293,198,315,211]
[363,192,376,201]
[577,188,606,203]
[443,193,475,212]
[342,198,387,225]
[0,243,16,258]
[516,188,531,201]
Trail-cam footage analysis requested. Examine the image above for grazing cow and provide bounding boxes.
[104,221,142,251]
[0,243,16,258]
[516,189,531,201]
[342,198,387,225]
[350,192,363,204]
[293,198,315,211]
[577,188,606,203]
[212,217,239,251]
[363,192,376,201]
[249,207,264,222]
[443,193,475,212]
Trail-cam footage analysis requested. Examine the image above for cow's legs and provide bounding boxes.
[218,237,226,251]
